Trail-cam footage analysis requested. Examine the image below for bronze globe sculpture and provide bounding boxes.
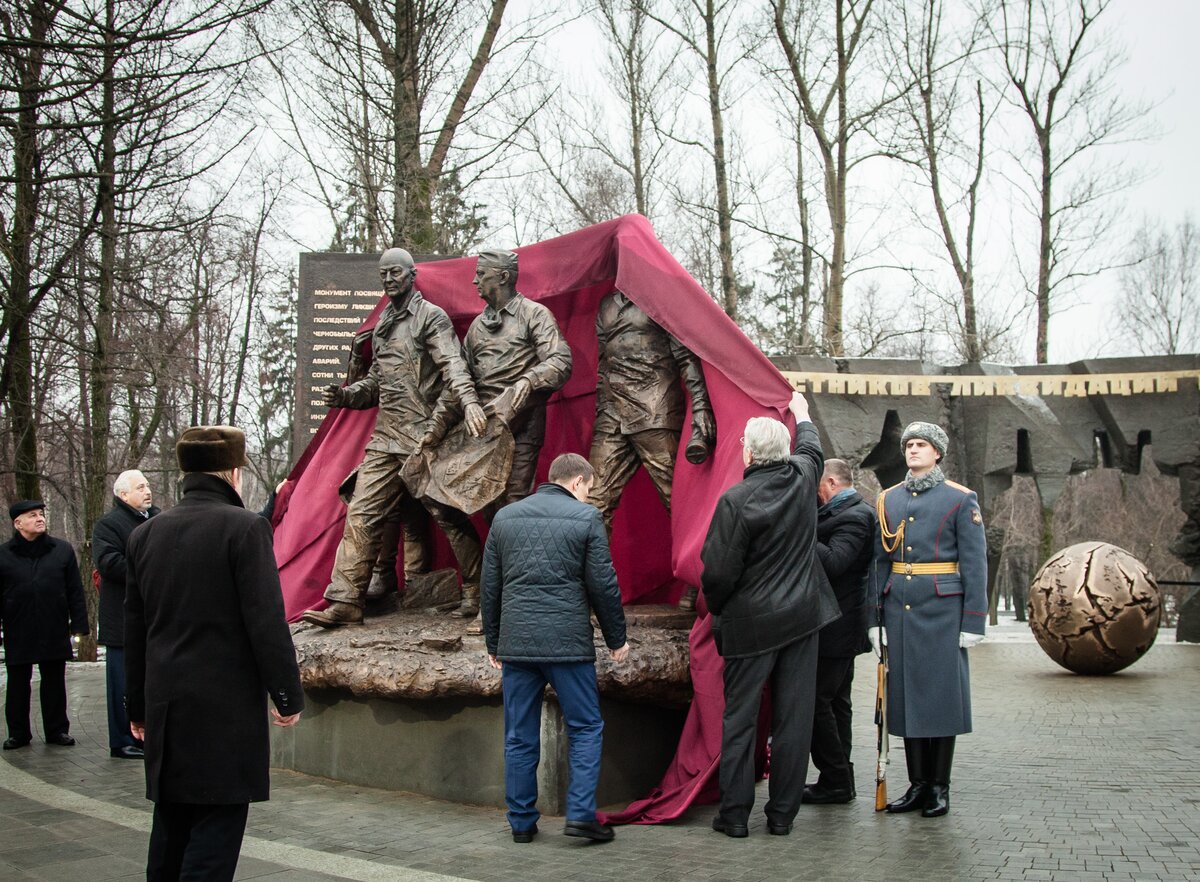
[1027,542,1162,674]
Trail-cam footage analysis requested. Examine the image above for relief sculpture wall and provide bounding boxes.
[771,354,1200,637]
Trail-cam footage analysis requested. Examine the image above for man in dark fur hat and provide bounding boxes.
[125,425,303,880]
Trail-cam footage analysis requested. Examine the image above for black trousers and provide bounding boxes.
[147,802,249,882]
[717,633,818,827]
[4,660,69,742]
[809,654,856,789]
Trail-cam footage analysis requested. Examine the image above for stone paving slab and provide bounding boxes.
[1,617,1197,881]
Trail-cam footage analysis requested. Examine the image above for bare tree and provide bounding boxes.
[988,0,1151,363]
[1118,217,1199,356]
[266,0,548,252]
[888,0,999,362]
[770,0,908,355]
[638,0,746,317]
[0,1,99,499]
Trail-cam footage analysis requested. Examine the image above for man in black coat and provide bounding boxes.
[481,453,629,844]
[701,393,841,838]
[126,426,303,881]
[92,469,160,760]
[0,500,90,749]
[803,458,874,805]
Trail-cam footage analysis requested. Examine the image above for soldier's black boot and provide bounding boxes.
[922,736,955,817]
[886,738,929,813]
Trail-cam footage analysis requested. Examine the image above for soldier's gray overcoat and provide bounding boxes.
[873,478,987,737]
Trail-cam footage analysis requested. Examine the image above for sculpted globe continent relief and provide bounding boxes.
[1027,542,1162,674]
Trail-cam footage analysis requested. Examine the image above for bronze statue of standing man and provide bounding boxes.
[588,291,716,608]
[425,249,573,618]
[304,248,486,628]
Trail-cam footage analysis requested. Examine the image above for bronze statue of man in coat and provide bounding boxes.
[303,247,486,628]
[587,290,716,608]
[422,248,573,620]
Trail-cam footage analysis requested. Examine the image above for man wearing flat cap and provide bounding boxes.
[125,426,303,879]
[424,248,573,620]
[871,421,987,818]
[0,500,89,749]
[306,247,486,628]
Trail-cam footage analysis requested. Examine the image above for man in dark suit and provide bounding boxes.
[92,469,160,759]
[0,500,89,749]
[701,393,841,838]
[802,458,875,805]
[126,426,303,881]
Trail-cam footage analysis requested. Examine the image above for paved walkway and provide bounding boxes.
[1,617,1197,881]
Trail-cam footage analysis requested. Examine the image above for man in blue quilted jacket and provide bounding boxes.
[481,452,629,845]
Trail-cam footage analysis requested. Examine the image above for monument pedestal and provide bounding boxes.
[271,687,686,813]
[274,607,695,812]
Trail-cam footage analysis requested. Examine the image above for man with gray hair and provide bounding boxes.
[92,469,160,759]
[701,393,840,837]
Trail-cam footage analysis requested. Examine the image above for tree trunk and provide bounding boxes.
[1036,131,1053,364]
[704,0,737,318]
[3,2,56,501]
[78,0,120,664]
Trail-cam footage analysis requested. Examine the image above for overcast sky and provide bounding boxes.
[276,0,1197,365]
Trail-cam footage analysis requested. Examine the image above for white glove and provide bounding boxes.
[959,631,985,649]
[868,626,887,656]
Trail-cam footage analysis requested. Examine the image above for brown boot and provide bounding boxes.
[454,582,480,618]
[465,612,484,636]
[677,587,698,612]
[302,601,364,628]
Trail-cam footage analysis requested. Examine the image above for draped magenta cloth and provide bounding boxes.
[272,214,792,823]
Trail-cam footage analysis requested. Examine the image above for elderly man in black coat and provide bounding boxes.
[481,452,629,845]
[0,500,89,749]
[701,393,841,838]
[802,458,874,805]
[92,469,160,760]
[126,426,303,881]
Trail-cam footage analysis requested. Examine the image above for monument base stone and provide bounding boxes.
[273,606,693,812]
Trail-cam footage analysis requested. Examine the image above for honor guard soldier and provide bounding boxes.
[871,421,987,818]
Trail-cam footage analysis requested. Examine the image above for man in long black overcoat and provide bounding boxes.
[0,500,89,749]
[92,469,160,759]
[700,393,840,838]
[126,426,303,881]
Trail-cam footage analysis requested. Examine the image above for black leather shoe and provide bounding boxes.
[563,819,615,842]
[802,784,854,804]
[710,816,749,838]
[922,783,950,817]
[46,733,75,746]
[2,738,30,750]
[111,745,145,759]
[766,822,792,836]
[886,782,929,813]
[511,823,538,843]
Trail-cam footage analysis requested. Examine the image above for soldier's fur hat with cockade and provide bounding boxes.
[900,421,949,458]
[176,425,248,473]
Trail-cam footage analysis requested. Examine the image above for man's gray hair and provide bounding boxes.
[743,417,791,464]
[113,469,144,496]
[823,458,853,487]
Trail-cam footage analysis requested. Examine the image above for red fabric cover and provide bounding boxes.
[272,214,792,823]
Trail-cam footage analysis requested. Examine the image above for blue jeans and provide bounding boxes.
[502,661,604,831]
[105,646,139,751]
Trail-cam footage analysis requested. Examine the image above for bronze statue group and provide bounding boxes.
[298,247,989,842]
